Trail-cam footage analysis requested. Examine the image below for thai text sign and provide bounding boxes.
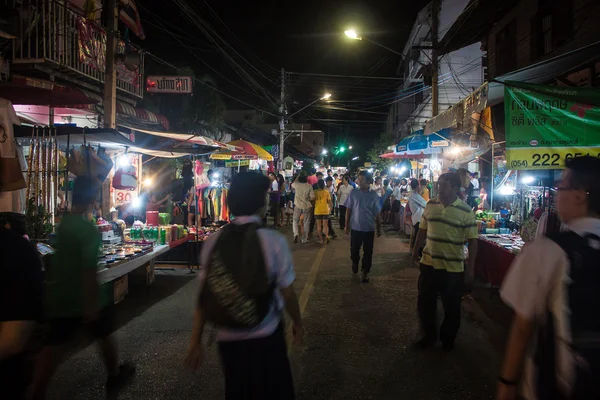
[146,76,193,94]
[505,81,600,170]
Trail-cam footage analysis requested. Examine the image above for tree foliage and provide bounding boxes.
[366,131,395,170]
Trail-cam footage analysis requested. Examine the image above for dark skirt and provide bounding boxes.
[218,324,295,400]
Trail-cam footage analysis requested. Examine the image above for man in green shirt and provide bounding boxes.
[411,172,478,351]
[31,176,135,399]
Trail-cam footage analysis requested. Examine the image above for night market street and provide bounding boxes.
[47,226,500,400]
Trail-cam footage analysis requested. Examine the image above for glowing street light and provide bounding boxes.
[320,93,332,100]
[339,146,346,153]
[322,149,328,155]
[289,93,333,119]
[348,145,353,150]
[344,29,362,40]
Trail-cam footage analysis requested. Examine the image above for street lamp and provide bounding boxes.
[288,92,333,119]
[344,28,405,57]
[344,29,361,40]
[322,149,328,155]
[349,145,353,150]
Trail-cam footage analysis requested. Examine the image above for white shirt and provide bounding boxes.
[371,183,383,197]
[291,181,314,210]
[471,178,479,190]
[271,180,279,192]
[337,184,354,207]
[408,192,427,226]
[500,217,600,399]
[391,186,402,200]
[198,215,295,342]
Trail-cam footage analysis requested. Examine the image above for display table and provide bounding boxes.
[97,245,170,284]
[474,235,522,287]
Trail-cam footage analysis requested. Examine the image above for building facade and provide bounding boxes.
[386,0,485,141]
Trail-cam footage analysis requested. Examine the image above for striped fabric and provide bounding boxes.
[420,198,477,272]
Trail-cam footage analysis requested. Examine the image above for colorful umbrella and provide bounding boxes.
[209,139,274,161]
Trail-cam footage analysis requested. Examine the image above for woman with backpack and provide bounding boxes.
[185,172,304,400]
[314,179,333,244]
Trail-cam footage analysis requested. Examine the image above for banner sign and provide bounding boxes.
[505,81,600,170]
[77,18,139,86]
[146,76,193,94]
[225,160,250,167]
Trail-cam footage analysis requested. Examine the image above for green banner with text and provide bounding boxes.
[504,81,600,170]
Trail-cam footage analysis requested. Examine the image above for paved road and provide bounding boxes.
[47,225,500,399]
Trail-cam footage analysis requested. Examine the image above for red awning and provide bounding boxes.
[0,77,99,106]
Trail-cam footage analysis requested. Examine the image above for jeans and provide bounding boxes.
[293,207,312,241]
[350,230,375,273]
[339,206,347,230]
[417,264,463,345]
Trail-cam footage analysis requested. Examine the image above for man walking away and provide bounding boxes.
[497,156,600,400]
[291,172,314,244]
[412,172,478,352]
[31,176,135,399]
[185,172,303,400]
[390,179,402,230]
[408,179,427,251]
[337,175,354,230]
[0,214,44,400]
[344,171,382,283]
[381,179,393,224]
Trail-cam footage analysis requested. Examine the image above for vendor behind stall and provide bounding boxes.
[146,193,171,212]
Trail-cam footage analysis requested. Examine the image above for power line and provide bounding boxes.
[144,52,280,118]
[288,71,403,80]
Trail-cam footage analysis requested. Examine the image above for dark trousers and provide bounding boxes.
[219,325,295,400]
[339,206,347,230]
[270,199,280,227]
[417,264,462,345]
[350,230,375,273]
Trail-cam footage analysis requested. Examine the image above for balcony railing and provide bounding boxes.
[9,0,144,98]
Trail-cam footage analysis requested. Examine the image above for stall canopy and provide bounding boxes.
[13,126,208,158]
[122,126,239,151]
[391,129,452,159]
[209,139,274,161]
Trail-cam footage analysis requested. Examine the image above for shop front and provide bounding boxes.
[474,82,600,286]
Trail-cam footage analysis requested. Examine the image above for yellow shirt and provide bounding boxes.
[421,188,430,201]
[314,189,331,215]
[420,197,478,272]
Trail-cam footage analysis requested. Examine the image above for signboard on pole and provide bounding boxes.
[146,76,193,94]
[505,81,600,170]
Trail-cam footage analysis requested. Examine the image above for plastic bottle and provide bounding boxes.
[153,226,159,242]
[160,228,166,245]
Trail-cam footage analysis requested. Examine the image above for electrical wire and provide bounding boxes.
[145,52,280,118]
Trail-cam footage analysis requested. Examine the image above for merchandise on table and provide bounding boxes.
[478,234,524,255]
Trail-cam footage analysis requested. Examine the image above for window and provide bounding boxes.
[531,0,573,60]
[495,21,517,76]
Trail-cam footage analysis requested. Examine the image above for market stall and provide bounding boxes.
[471,81,600,286]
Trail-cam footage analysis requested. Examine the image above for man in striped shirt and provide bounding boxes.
[411,172,478,351]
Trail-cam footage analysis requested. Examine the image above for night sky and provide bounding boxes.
[138,0,428,155]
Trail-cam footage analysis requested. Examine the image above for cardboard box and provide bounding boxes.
[113,275,129,304]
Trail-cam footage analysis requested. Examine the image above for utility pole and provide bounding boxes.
[431,0,439,117]
[103,0,118,128]
[278,68,286,170]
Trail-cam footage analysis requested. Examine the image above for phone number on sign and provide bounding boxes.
[510,152,600,169]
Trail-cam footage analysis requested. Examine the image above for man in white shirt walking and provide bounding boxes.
[291,172,315,244]
[408,179,427,251]
[498,156,600,400]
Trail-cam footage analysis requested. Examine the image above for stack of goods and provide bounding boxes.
[479,234,524,255]
[191,224,224,241]
[124,221,188,246]
[97,243,151,269]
